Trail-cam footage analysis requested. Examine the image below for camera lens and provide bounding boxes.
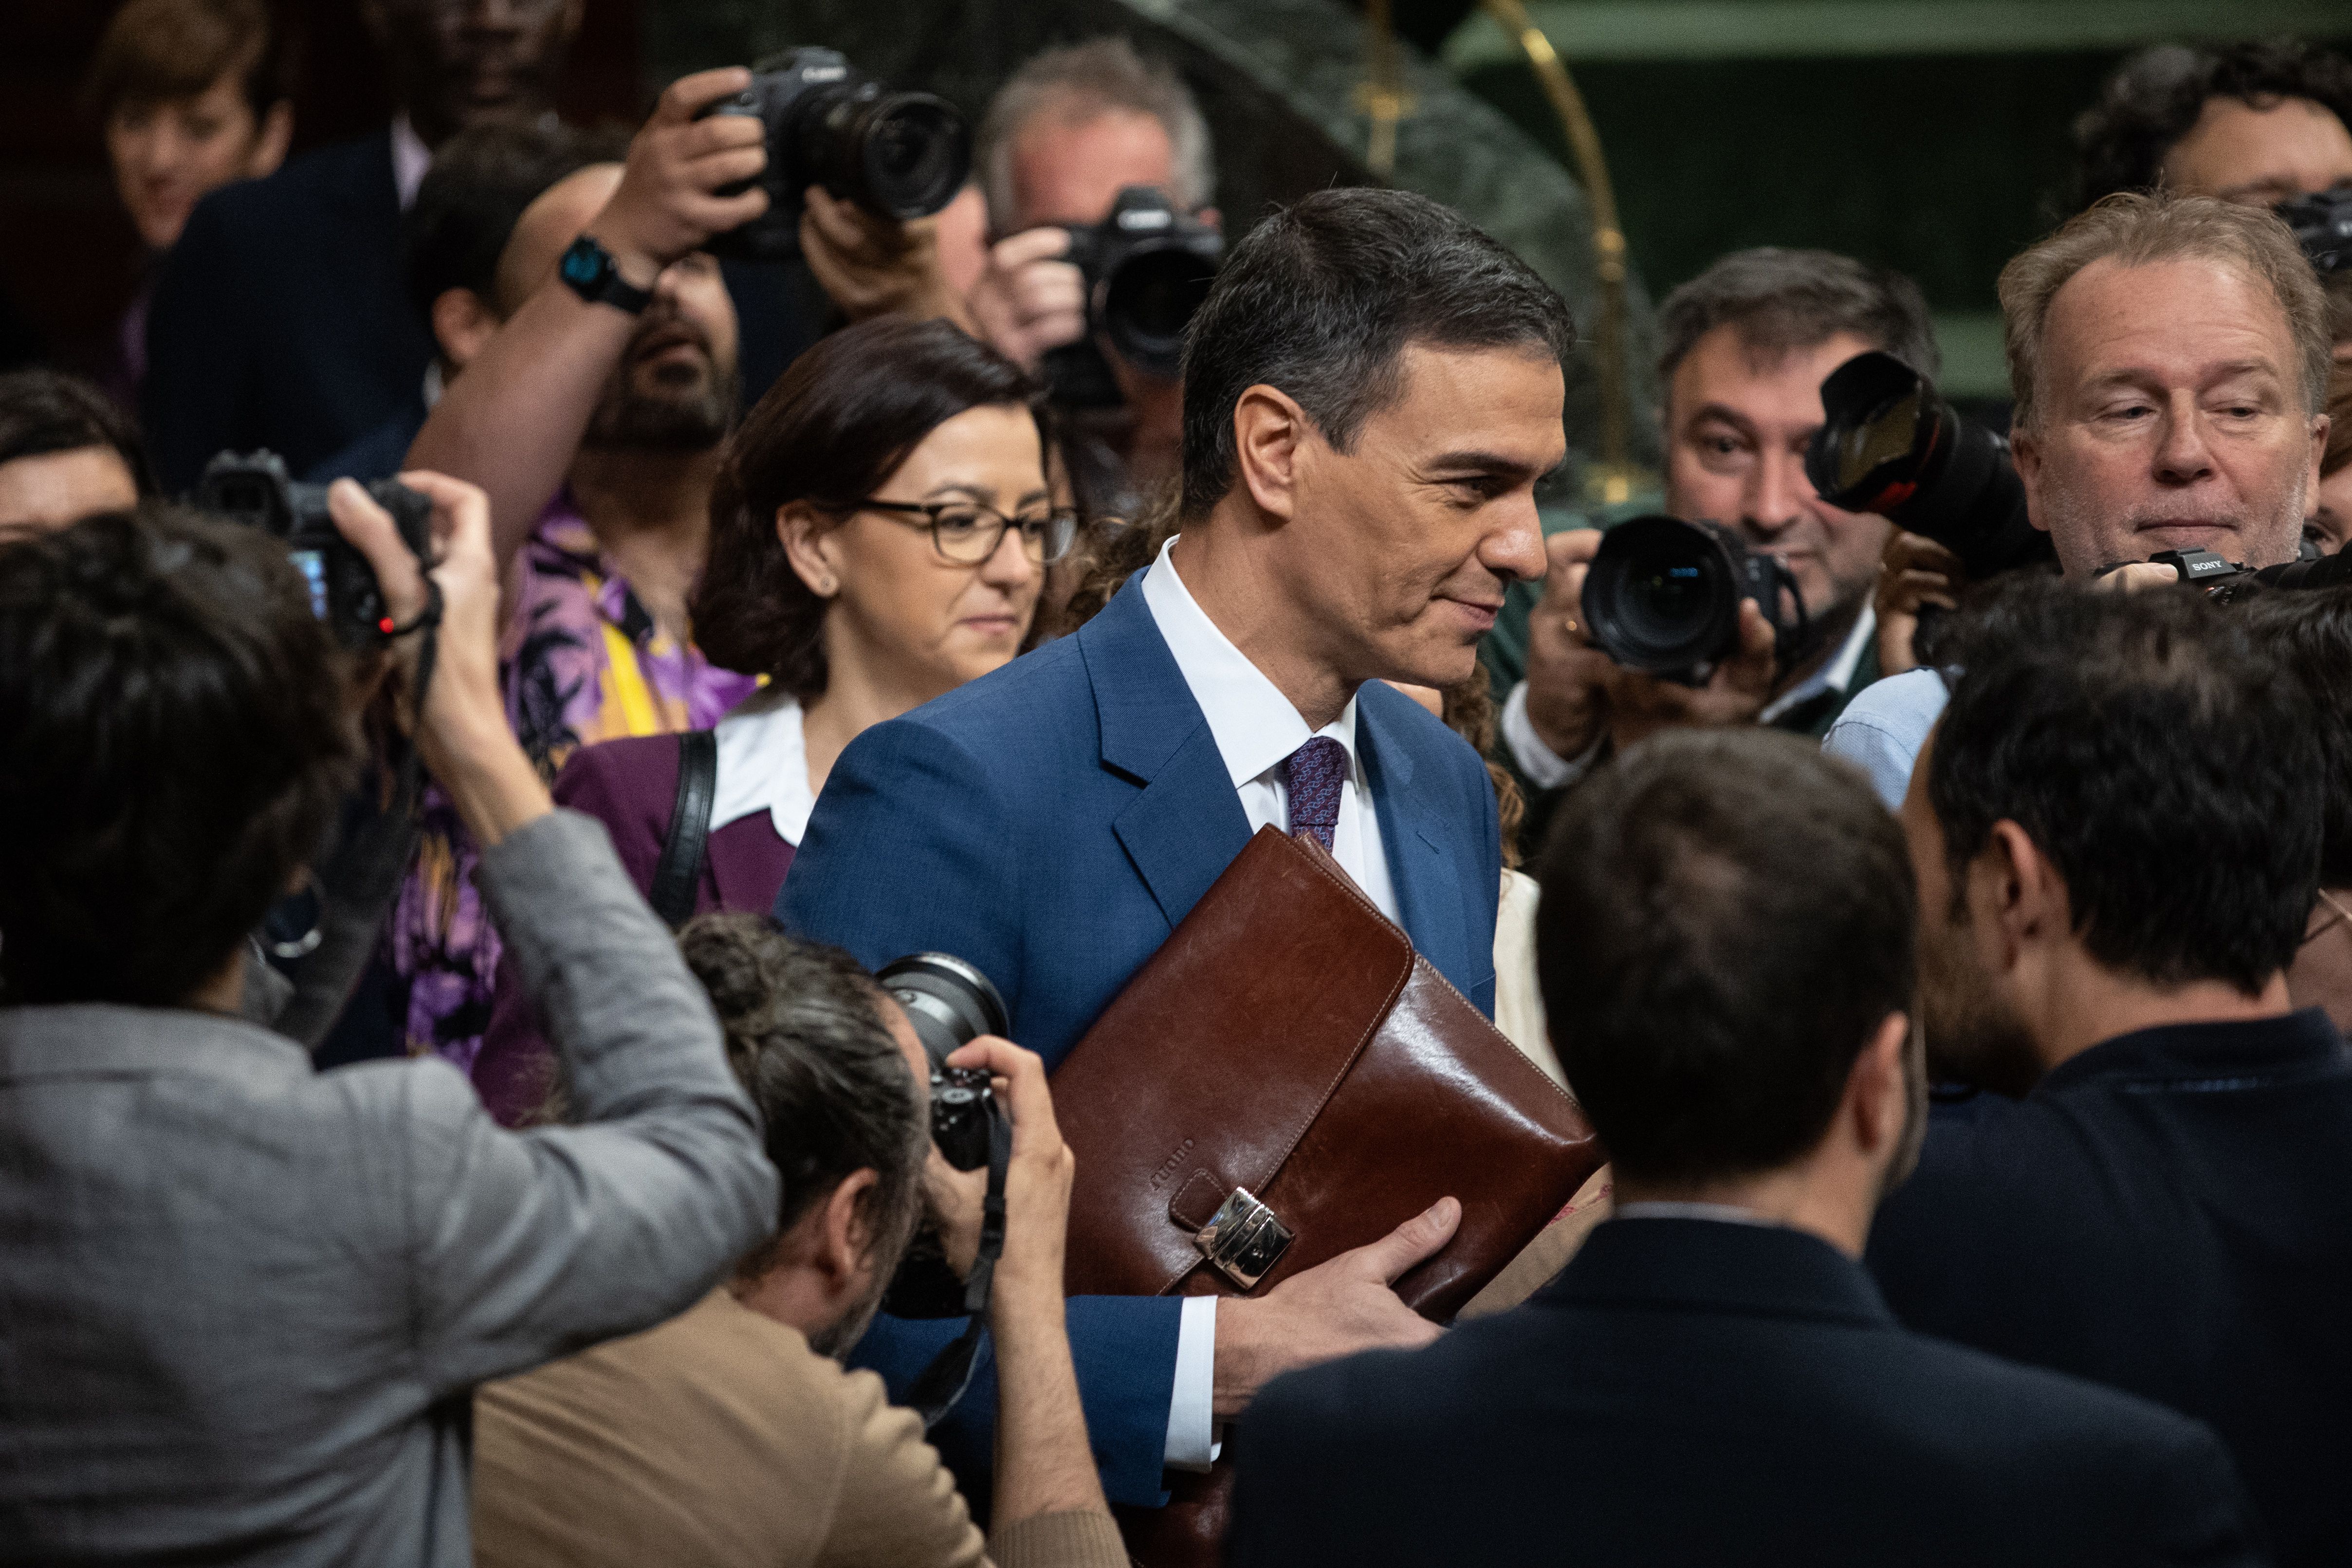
[818,90,971,220]
[1103,247,1218,377]
[875,952,1009,1067]
[1582,515,1742,677]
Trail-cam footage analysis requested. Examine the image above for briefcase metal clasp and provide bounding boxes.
[1195,1186,1294,1289]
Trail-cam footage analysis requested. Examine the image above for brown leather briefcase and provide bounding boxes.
[1051,825,1604,1566]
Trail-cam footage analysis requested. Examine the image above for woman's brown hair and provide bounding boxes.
[694,316,1043,700]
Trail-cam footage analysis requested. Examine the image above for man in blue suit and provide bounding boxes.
[779,185,1570,1506]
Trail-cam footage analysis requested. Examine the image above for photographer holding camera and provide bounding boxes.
[474,918,1121,1568]
[0,477,775,1561]
[395,63,982,1065]
[1501,249,1936,806]
[1825,190,2333,809]
[966,40,1220,511]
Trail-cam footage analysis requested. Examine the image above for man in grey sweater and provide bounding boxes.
[0,474,776,1564]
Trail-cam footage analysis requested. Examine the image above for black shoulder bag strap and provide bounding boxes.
[650,729,718,931]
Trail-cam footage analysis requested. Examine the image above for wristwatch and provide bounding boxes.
[558,235,653,315]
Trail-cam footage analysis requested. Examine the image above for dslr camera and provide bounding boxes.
[2105,546,2352,602]
[2278,187,2352,274]
[876,952,1012,1318]
[698,48,971,263]
[1805,350,2053,581]
[1043,184,1221,405]
[1581,514,1810,687]
[193,452,430,652]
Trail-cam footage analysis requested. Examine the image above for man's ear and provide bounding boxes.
[429,288,502,371]
[2008,422,2051,536]
[2308,410,2331,500]
[1973,819,2066,969]
[1847,1011,1914,1159]
[249,100,293,180]
[1231,383,1310,524]
[814,1168,883,1287]
[776,503,844,598]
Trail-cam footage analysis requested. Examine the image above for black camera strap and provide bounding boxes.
[650,729,718,931]
[903,1105,1013,1430]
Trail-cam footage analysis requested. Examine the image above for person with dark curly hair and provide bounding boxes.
[470,314,1069,1127]
[0,366,152,538]
[2076,37,2352,211]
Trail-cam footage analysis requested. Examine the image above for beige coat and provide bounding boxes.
[473,1290,1122,1568]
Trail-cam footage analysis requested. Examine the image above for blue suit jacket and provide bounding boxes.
[777,567,1502,1506]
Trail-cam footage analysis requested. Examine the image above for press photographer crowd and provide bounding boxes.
[6,3,2352,1564]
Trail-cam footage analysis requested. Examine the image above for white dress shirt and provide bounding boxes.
[710,690,817,845]
[1139,536,1399,920]
[1137,535,1402,1471]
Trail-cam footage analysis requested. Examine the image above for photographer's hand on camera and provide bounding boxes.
[326,473,552,847]
[585,67,769,286]
[1210,1195,1458,1418]
[939,1036,1110,1528]
[1873,529,1966,677]
[1522,529,1617,761]
[1603,600,1777,750]
[799,186,980,333]
[966,228,1087,372]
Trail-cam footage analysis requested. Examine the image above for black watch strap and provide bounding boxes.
[558,235,654,315]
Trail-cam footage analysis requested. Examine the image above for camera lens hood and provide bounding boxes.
[876,952,1010,1067]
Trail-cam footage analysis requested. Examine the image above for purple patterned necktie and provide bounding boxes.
[1284,736,1348,851]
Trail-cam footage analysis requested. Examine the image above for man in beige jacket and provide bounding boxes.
[472,921,1122,1568]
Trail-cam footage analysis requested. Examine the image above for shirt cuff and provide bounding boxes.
[1501,680,1605,791]
[1162,1295,1221,1472]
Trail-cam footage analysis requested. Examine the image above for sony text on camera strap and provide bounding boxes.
[902,1102,1013,1429]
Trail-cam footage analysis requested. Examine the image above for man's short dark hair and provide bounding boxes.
[1534,729,1915,1186]
[0,367,153,494]
[1178,187,1575,518]
[2076,39,2352,209]
[2235,586,2352,890]
[403,120,625,321]
[0,505,359,1006]
[1655,248,1940,387]
[677,915,928,1279]
[1929,580,2321,994]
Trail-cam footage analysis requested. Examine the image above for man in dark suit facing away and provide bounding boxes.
[1230,727,2267,1568]
[142,0,580,488]
[1868,581,2351,1568]
[780,188,1563,1508]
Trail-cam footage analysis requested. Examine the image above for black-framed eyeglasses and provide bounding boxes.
[855,499,1080,565]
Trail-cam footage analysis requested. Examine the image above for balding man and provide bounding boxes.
[1824,190,2334,807]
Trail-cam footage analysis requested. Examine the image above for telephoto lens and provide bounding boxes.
[1805,350,2052,581]
[1580,514,1807,687]
[698,48,971,262]
[1060,185,1222,380]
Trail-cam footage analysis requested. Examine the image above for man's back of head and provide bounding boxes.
[1911,577,2320,1091]
[1537,727,1917,1210]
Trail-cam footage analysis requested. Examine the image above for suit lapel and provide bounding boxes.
[1082,574,1254,930]
[1359,685,1473,984]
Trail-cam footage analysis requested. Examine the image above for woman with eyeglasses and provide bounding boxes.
[473,315,1074,1124]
